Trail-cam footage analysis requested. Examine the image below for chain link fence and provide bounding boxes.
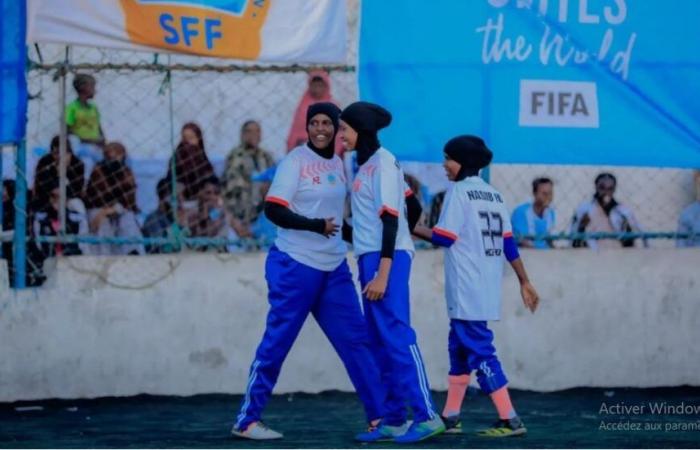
[2,0,698,289]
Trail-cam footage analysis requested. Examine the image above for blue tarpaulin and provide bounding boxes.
[0,0,27,145]
[359,0,700,167]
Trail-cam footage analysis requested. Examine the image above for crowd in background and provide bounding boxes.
[2,71,700,287]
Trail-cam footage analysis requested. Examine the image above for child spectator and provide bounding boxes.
[142,178,188,254]
[190,176,242,253]
[33,178,89,257]
[66,74,104,145]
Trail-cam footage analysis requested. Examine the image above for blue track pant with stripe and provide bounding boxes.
[358,250,438,425]
[235,247,386,431]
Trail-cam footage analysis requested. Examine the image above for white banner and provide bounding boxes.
[27,0,347,63]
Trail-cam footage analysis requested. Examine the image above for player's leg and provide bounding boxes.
[454,320,526,437]
[232,248,323,439]
[441,320,472,433]
[360,251,444,443]
[312,259,387,426]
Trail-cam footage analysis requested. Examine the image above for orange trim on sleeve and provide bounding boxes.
[503,231,513,238]
[379,205,400,217]
[404,188,413,197]
[266,196,289,207]
[433,227,458,241]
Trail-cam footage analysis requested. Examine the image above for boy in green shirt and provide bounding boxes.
[66,74,104,145]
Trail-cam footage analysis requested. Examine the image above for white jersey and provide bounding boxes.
[266,145,348,271]
[435,176,512,321]
[350,147,414,256]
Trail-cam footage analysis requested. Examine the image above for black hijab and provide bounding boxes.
[306,102,341,159]
[444,135,493,181]
[340,101,392,165]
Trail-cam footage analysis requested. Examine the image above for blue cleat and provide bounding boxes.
[355,422,410,442]
[394,416,445,443]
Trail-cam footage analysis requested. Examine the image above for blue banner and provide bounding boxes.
[0,0,27,144]
[359,0,700,167]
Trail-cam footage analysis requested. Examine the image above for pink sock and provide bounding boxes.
[490,386,517,419]
[442,374,470,417]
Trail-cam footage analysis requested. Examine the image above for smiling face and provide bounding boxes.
[307,113,335,149]
[339,120,357,151]
[443,153,461,181]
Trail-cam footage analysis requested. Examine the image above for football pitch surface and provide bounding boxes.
[2,387,699,448]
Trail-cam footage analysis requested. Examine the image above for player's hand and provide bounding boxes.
[521,281,539,313]
[322,217,340,238]
[363,274,388,301]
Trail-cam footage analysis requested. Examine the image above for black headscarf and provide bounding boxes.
[306,102,341,159]
[444,135,493,181]
[340,101,392,165]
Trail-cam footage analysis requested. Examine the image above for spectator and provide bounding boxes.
[511,177,556,249]
[84,142,144,255]
[66,74,104,145]
[189,176,242,253]
[33,135,85,211]
[221,120,275,238]
[2,180,46,287]
[286,70,344,154]
[33,178,88,258]
[166,122,216,202]
[570,172,645,249]
[142,178,188,254]
[677,170,700,248]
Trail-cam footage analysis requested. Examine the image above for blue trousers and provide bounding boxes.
[235,247,386,430]
[448,319,508,394]
[358,251,438,425]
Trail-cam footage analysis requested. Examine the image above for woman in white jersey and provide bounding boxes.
[413,135,540,437]
[338,101,445,443]
[232,103,386,440]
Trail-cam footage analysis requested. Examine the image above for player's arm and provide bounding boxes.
[404,187,423,231]
[264,156,337,237]
[504,232,539,313]
[412,185,460,248]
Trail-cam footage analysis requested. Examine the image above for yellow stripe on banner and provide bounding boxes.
[118,0,271,59]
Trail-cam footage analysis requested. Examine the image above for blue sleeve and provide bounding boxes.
[511,204,527,236]
[504,235,520,262]
[431,228,457,248]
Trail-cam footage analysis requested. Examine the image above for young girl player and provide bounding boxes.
[412,135,540,437]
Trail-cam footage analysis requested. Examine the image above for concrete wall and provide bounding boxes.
[0,249,698,402]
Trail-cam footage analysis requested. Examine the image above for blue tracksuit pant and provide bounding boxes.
[235,247,386,431]
[358,250,438,425]
[448,319,508,394]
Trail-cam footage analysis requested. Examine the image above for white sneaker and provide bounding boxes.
[231,421,284,440]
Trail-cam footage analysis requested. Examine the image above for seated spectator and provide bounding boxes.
[511,177,556,249]
[570,172,646,249]
[142,178,188,254]
[33,178,88,258]
[677,170,700,248]
[166,122,215,202]
[66,73,105,145]
[84,142,144,255]
[2,180,46,287]
[222,120,275,238]
[286,71,344,154]
[33,135,85,211]
[190,176,242,253]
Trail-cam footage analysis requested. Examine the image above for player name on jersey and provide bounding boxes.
[466,189,504,203]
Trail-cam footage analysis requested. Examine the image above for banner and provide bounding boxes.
[359,1,700,168]
[0,0,27,144]
[27,0,346,63]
